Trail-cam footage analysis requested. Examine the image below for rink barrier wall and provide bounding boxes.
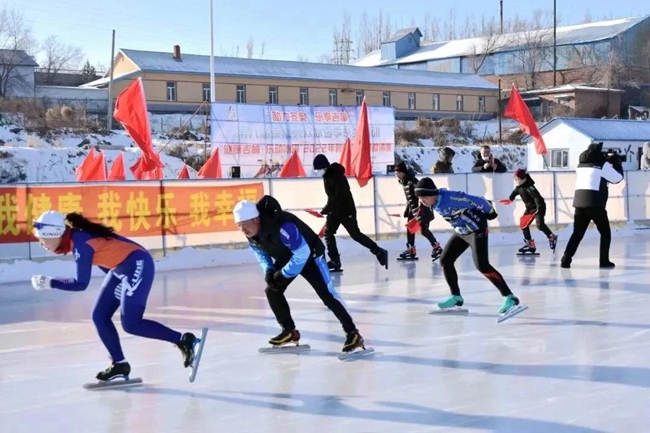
[0,170,645,261]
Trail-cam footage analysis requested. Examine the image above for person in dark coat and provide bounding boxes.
[560,142,623,268]
[233,195,367,354]
[312,154,388,272]
[394,162,443,261]
[432,147,455,174]
[508,169,557,254]
[472,145,507,173]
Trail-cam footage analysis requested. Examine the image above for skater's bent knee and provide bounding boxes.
[120,315,141,335]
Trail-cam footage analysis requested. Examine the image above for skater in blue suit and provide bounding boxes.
[30,210,205,384]
[414,178,525,320]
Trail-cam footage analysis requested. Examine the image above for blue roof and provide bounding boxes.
[539,117,650,142]
[118,49,497,91]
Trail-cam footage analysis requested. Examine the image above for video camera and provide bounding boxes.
[599,145,623,167]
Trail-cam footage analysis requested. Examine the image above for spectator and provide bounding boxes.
[432,147,455,174]
[472,145,507,173]
[641,142,650,170]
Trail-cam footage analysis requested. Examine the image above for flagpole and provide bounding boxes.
[209,0,216,103]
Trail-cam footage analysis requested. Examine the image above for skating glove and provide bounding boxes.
[270,270,291,291]
[265,269,275,286]
[31,275,52,291]
[485,200,498,220]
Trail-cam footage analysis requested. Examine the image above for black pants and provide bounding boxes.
[324,213,378,264]
[265,256,356,334]
[439,230,513,297]
[406,212,438,246]
[562,207,611,264]
[522,213,553,241]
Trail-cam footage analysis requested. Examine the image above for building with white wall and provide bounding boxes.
[526,117,650,171]
[0,49,38,98]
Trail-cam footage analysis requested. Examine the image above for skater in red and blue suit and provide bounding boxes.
[30,211,202,384]
[414,178,525,320]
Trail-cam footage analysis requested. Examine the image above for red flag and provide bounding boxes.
[107,152,126,181]
[113,78,163,171]
[504,85,548,155]
[406,218,421,234]
[520,212,538,229]
[197,148,223,179]
[338,137,353,176]
[177,164,190,179]
[304,209,323,218]
[130,156,163,180]
[76,148,108,182]
[351,99,373,187]
[278,149,307,178]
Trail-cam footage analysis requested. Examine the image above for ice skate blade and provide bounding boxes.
[428,307,469,315]
[83,377,143,390]
[397,257,418,261]
[516,252,540,256]
[330,269,343,273]
[338,347,375,361]
[259,344,311,354]
[189,327,209,383]
[497,305,529,323]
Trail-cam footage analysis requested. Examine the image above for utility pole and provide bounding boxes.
[107,29,115,131]
[209,0,216,102]
[500,0,504,34]
[553,0,557,86]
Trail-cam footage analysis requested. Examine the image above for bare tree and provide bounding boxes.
[246,36,254,59]
[508,11,555,89]
[466,22,504,74]
[356,9,392,57]
[39,35,84,84]
[331,12,354,64]
[295,55,309,62]
[421,13,440,42]
[583,10,593,23]
[0,6,38,97]
[259,41,265,59]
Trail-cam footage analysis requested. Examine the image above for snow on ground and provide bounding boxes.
[396,144,527,174]
[0,224,642,284]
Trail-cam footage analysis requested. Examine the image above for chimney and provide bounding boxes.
[173,45,181,61]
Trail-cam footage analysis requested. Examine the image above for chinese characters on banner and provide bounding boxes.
[0,182,264,244]
[210,103,396,178]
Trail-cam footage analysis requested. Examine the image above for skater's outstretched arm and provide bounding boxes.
[278,221,310,278]
[249,243,274,273]
[508,188,519,201]
[50,240,95,291]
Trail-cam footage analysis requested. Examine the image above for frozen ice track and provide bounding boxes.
[1,236,650,432]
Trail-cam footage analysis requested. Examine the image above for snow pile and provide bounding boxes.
[0,223,644,284]
[396,144,527,174]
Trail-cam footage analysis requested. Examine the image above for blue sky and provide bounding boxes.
[8,0,649,72]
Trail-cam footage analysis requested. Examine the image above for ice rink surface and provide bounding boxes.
[2,235,650,433]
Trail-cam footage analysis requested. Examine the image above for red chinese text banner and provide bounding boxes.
[0,182,264,244]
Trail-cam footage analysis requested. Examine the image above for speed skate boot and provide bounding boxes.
[269,329,301,347]
[342,330,365,353]
[96,361,131,382]
[431,242,443,262]
[548,234,558,252]
[398,244,417,260]
[518,239,536,255]
[437,295,465,311]
[176,332,198,368]
[327,260,342,272]
[373,247,389,269]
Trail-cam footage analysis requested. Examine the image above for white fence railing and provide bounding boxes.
[1,170,646,261]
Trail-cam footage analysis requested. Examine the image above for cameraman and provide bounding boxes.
[560,142,623,269]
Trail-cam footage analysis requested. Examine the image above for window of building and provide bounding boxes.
[433,94,440,111]
[299,87,309,105]
[202,83,210,101]
[456,95,464,111]
[383,92,391,107]
[166,82,177,101]
[550,149,569,169]
[408,92,416,110]
[478,96,485,112]
[356,90,364,106]
[329,89,337,106]
[236,85,246,103]
[268,86,278,104]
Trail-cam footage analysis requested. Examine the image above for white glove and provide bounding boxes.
[31,275,52,291]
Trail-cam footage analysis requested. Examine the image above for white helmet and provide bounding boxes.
[33,210,67,238]
[233,200,260,223]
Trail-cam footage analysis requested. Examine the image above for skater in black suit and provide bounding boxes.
[394,162,443,261]
[508,169,557,255]
[312,154,388,272]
